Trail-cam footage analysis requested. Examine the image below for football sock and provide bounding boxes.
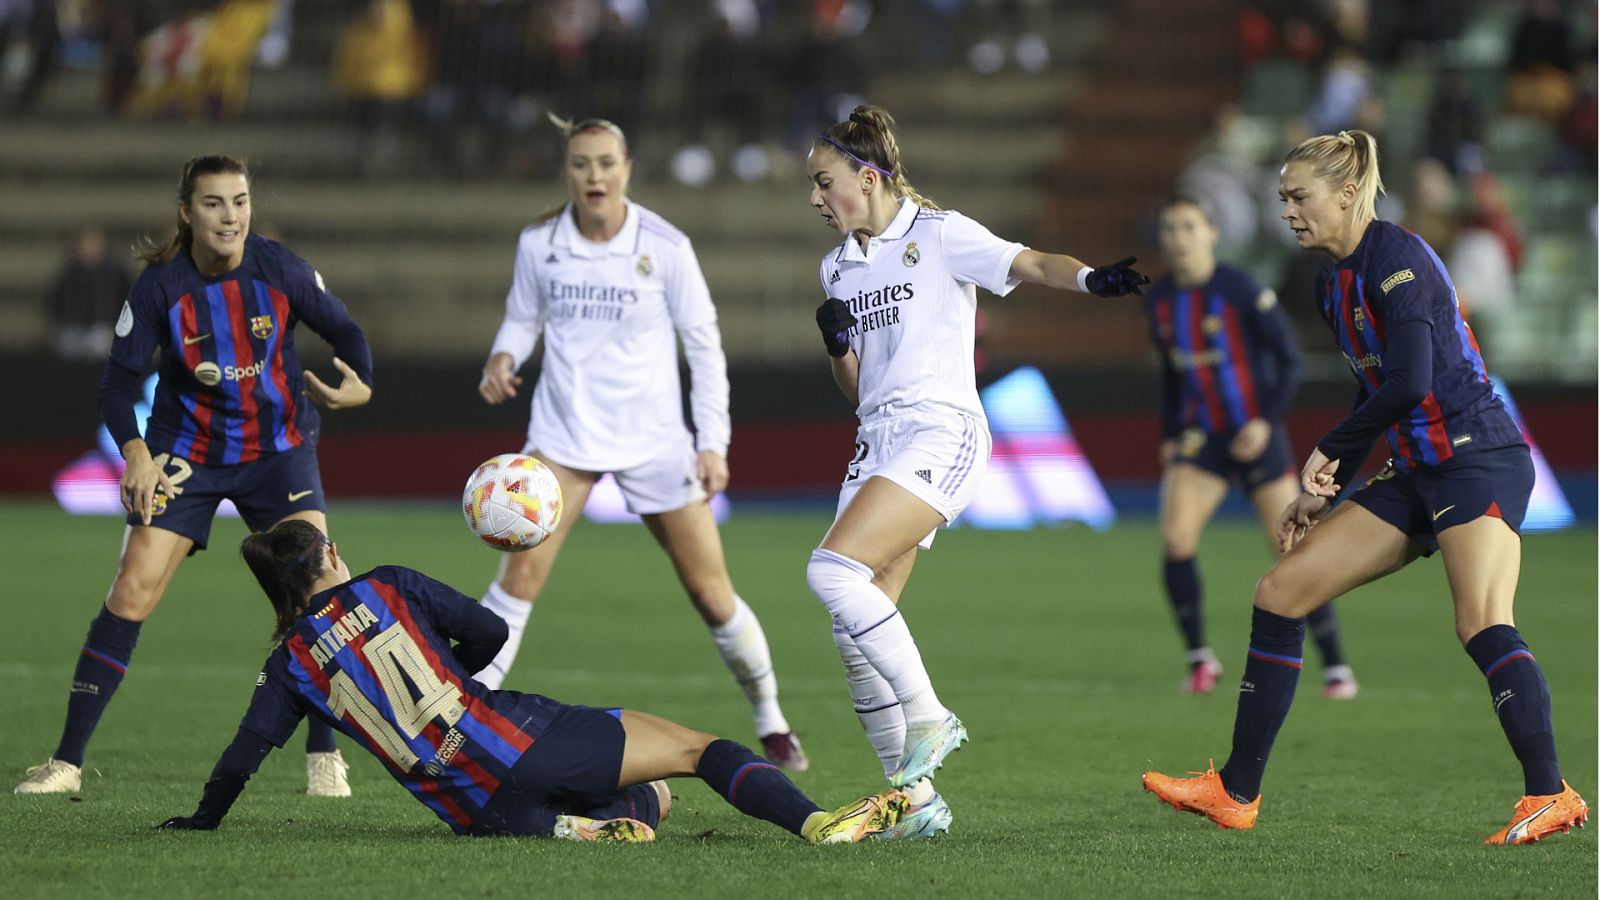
[807,548,946,725]
[1465,625,1563,796]
[708,595,790,736]
[1163,556,1206,651]
[833,625,906,779]
[697,738,822,836]
[1307,603,1348,669]
[476,582,533,691]
[54,606,142,767]
[1219,607,1305,803]
[305,719,338,754]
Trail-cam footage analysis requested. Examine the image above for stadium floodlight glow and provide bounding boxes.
[1490,376,1573,533]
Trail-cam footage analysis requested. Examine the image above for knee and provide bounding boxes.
[106,573,162,622]
[806,548,871,597]
[651,781,672,824]
[1253,567,1309,618]
[1161,529,1200,561]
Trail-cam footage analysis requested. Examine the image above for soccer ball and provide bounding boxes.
[462,454,563,551]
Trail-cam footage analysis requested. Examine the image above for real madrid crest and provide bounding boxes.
[1353,307,1366,331]
[636,255,653,277]
[250,314,274,340]
[902,242,920,267]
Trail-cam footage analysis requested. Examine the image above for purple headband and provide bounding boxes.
[819,135,893,178]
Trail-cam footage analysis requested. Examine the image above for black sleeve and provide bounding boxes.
[394,568,509,675]
[98,360,146,451]
[287,257,375,388]
[1316,318,1433,487]
[1146,301,1183,439]
[1250,297,1302,423]
[188,727,277,826]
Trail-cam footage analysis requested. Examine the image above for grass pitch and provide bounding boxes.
[2,501,1594,898]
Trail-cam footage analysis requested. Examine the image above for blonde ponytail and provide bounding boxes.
[1285,129,1384,224]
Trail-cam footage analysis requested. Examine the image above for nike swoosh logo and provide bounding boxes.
[184,333,211,346]
[288,490,314,502]
[1432,505,1456,521]
[1506,800,1558,843]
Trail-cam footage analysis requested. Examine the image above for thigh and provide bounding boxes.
[612,434,707,516]
[1159,461,1231,558]
[1438,516,1522,643]
[495,454,598,594]
[822,476,948,573]
[124,451,224,550]
[1247,474,1301,557]
[1257,500,1421,618]
[106,525,195,620]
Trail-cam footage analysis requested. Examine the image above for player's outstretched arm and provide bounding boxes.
[157,727,277,832]
[304,357,373,410]
[1009,251,1151,297]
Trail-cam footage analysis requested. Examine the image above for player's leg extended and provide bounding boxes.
[1144,502,1414,825]
[1248,476,1355,696]
[1159,463,1229,690]
[810,477,963,787]
[477,457,597,690]
[1439,516,1587,842]
[17,525,190,794]
[641,502,802,768]
[615,710,904,842]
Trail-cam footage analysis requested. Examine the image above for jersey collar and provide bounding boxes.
[837,198,920,264]
[552,201,641,259]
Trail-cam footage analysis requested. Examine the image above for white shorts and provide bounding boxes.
[524,431,708,517]
[833,407,991,550]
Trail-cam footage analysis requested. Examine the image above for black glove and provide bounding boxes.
[157,815,219,830]
[815,297,858,358]
[1085,256,1151,297]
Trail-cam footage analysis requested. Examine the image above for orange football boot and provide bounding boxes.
[1484,782,1588,845]
[1142,761,1259,830]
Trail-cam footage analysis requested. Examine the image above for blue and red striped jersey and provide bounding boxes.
[239,566,563,834]
[1314,220,1522,473]
[1146,264,1301,438]
[108,234,371,465]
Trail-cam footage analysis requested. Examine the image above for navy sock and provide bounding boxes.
[1465,625,1563,796]
[1163,557,1205,652]
[1307,603,1347,669]
[305,719,338,754]
[696,738,822,836]
[54,606,142,767]
[1219,607,1305,803]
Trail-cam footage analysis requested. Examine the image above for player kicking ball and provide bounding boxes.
[157,520,905,843]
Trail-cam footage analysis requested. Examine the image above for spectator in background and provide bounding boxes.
[783,1,868,152]
[1401,157,1457,258]
[45,228,133,362]
[1504,0,1576,121]
[2,0,60,114]
[332,0,430,177]
[678,0,773,184]
[1557,53,1596,171]
[1305,43,1371,134]
[1425,68,1484,175]
[585,1,649,146]
[100,0,154,115]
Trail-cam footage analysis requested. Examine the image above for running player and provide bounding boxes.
[1146,196,1356,698]
[476,116,806,769]
[805,105,1148,839]
[1143,130,1587,844]
[155,520,906,843]
[15,155,373,798]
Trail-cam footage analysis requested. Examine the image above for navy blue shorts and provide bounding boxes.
[130,443,326,550]
[1349,443,1533,556]
[1172,424,1294,494]
[470,705,662,838]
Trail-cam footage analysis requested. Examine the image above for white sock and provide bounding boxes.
[833,625,906,779]
[807,548,946,726]
[477,582,533,691]
[709,595,790,736]
[907,778,937,805]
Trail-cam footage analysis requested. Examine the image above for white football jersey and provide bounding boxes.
[491,201,728,472]
[819,198,1026,423]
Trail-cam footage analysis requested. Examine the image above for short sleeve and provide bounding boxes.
[938,211,1027,297]
[237,651,309,747]
[108,267,167,373]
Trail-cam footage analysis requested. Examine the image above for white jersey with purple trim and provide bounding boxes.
[490,202,729,473]
[819,198,1026,424]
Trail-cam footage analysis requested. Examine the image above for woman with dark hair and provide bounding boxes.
[15,155,373,798]
[156,520,906,844]
[803,104,1148,839]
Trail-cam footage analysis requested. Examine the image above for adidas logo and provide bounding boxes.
[546,253,559,264]
[915,469,932,484]
[829,269,841,285]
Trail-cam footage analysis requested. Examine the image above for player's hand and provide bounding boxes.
[479,353,523,405]
[1299,447,1340,498]
[1277,492,1331,553]
[304,357,372,410]
[120,440,175,526]
[1229,418,1272,462]
[1085,257,1151,297]
[697,450,729,495]
[1159,439,1178,466]
[815,297,857,358]
[156,815,218,830]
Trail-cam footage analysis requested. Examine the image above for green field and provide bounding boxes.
[3,501,1594,898]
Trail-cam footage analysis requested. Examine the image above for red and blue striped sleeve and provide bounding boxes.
[1240,285,1302,423]
[384,567,509,676]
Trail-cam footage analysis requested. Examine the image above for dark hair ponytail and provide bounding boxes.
[815,104,940,210]
[137,154,251,266]
[240,519,329,642]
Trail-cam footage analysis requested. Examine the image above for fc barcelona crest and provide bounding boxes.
[902,242,920,267]
[250,315,274,340]
[1353,307,1366,332]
